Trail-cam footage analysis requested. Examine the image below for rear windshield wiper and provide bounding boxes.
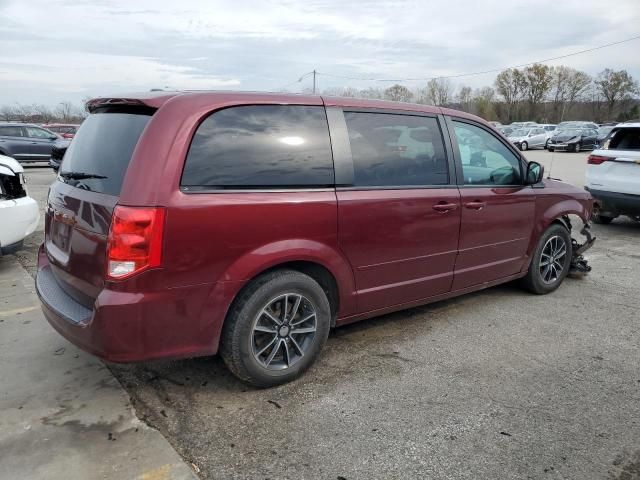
[59,171,108,180]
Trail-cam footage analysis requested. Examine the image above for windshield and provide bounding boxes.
[557,129,580,136]
[59,110,151,195]
[509,129,528,136]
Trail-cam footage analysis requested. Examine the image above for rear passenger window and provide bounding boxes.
[608,128,640,150]
[0,126,23,137]
[344,112,449,187]
[181,105,334,189]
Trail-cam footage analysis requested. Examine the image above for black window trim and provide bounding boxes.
[444,115,528,188]
[179,103,336,194]
[330,107,458,191]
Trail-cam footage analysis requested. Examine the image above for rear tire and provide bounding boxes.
[592,208,615,224]
[520,141,528,151]
[220,270,331,388]
[548,146,554,152]
[521,224,572,295]
[573,143,580,152]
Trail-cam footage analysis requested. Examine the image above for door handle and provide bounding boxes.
[432,202,459,213]
[464,200,486,210]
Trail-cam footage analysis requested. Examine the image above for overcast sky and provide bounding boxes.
[1,0,639,107]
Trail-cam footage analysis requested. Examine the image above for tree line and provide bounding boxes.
[314,66,639,124]
[2,65,637,125]
[0,101,88,124]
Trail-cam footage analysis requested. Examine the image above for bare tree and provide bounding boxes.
[55,101,74,122]
[595,68,639,119]
[32,104,55,123]
[426,78,452,106]
[494,68,526,122]
[13,103,33,122]
[384,84,413,102]
[566,70,591,115]
[522,64,552,119]
[473,87,496,120]
[456,86,473,112]
[358,87,384,100]
[0,105,15,122]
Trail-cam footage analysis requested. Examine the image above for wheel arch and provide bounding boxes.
[522,200,588,273]
[202,240,357,354]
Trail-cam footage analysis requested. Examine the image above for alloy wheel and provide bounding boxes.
[251,293,317,370]
[539,235,568,284]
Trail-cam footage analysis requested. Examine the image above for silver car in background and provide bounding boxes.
[507,126,548,150]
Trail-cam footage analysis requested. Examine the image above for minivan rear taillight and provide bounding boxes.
[588,155,612,165]
[106,206,165,280]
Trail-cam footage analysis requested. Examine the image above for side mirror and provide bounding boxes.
[49,135,58,141]
[525,161,544,185]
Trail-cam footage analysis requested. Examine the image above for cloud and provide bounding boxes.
[0,0,639,105]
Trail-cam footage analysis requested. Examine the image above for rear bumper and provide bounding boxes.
[36,244,220,362]
[585,187,640,216]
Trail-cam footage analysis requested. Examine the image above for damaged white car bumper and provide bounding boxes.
[0,155,40,255]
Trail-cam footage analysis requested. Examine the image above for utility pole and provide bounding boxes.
[312,70,316,94]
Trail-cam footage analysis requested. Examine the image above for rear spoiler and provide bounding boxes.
[86,92,182,113]
[86,98,153,113]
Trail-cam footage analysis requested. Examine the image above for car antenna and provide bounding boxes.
[547,148,556,179]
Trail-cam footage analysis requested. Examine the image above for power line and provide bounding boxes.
[308,33,640,83]
[277,71,315,91]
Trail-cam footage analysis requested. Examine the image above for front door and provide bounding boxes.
[24,126,55,160]
[448,118,536,290]
[334,110,461,311]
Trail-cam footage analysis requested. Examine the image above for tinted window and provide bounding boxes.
[608,128,640,150]
[453,121,522,186]
[344,112,448,187]
[181,105,333,189]
[59,111,151,195]
[0,126,23,137]
[26,127,53,139]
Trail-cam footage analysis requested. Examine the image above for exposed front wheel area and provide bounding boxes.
[539,236,568,284]
[522,223,572,294]
[220,270,331,388]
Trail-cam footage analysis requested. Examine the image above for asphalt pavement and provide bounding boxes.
[10,153,640,479]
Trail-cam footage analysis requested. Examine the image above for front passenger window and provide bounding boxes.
[453,121,522,186]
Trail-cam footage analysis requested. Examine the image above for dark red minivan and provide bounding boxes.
[36,91,595,387]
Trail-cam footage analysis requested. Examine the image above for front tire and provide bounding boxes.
[220,270,331,388]
[573,143,581,153]
[548,146,554,152]
[522,224,572,294]
[545,139,550,149]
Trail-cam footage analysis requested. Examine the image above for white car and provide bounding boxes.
[0,155,40,255]
[586,123,640,224]
[507,127,548,151]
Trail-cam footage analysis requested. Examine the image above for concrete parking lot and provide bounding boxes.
[7,150,640,479]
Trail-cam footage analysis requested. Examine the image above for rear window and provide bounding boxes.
[181,105,334,190]
[0,126,23,137]
[606,128,640,150]
[59,110,151,195]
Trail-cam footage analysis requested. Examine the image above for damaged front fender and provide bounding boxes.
[569,222,595,278]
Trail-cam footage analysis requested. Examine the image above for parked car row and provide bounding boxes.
[0,122,79,165]
[494,120,616,153]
